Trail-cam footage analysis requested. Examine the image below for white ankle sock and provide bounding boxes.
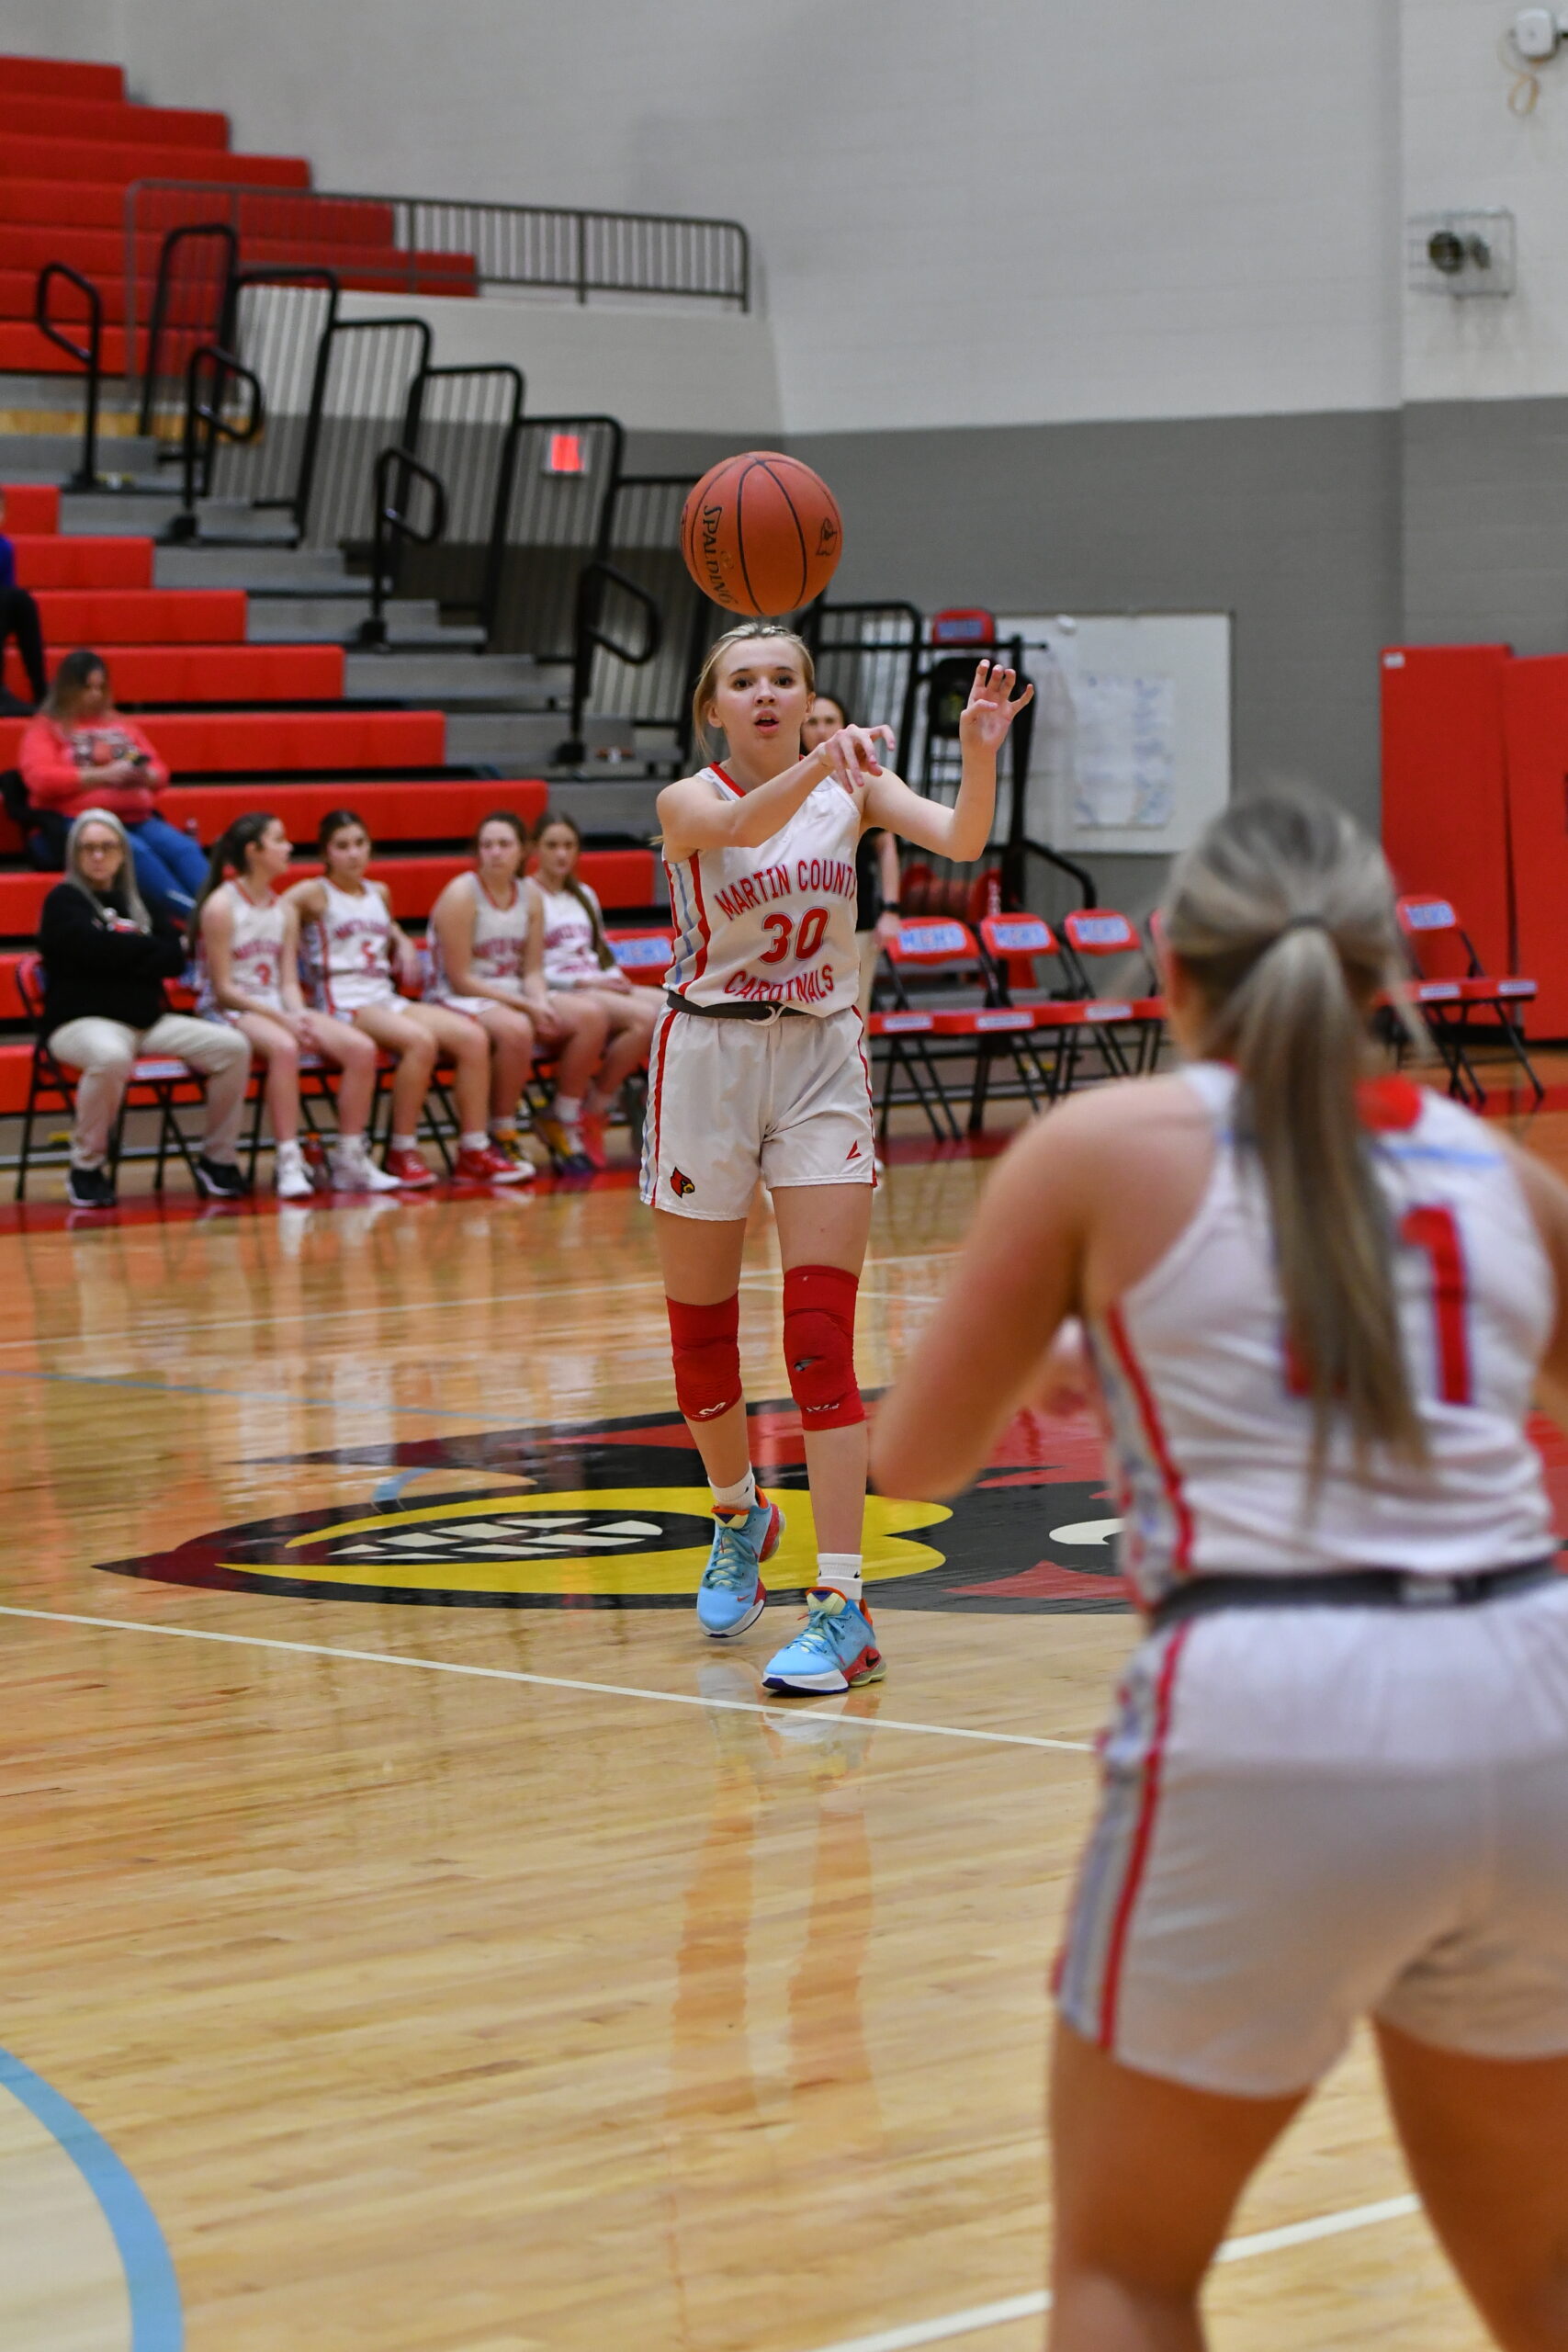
[391,1133,417,1154]
[815,1553,863,1602]
[551,1094,581,1128]
[711,1470,757,1515]
[464,1131,491,1153]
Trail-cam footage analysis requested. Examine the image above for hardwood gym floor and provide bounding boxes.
[1,1105,1562,2351]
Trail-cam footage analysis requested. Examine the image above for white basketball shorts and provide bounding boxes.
[1055,1577,1568,2096]
[640,1004,875,1221]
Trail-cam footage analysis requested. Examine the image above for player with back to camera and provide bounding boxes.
[526,810,660,1170]
[423,810,540,1182]
[193,813,403,1199]
[648,621,1031,1695]
[285,809,513,1188]
[871,788,1568,2352]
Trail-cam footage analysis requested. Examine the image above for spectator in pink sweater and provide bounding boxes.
[18,649,208,921]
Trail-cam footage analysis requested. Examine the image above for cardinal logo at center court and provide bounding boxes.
[97,1400,1134,1613]
[670,1167,696,1198]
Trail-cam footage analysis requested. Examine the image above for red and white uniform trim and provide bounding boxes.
[195,880,286,1023]
[664,763,863,1016]
[425,873,529,1011]
[304,877,397,1013]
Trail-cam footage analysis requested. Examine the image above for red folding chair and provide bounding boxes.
[1059,909,1168,1079]
[1392,895,1541,1109]
[870,916,1052,1136]
[15,953,209,1200]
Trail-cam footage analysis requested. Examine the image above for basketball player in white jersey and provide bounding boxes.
[871,790,1568,2351]
[647,622,1031,1694]
[526,811,659,1170]
[192,813,400,1198]
[286,810,525,1188]
[425,811,541,1179]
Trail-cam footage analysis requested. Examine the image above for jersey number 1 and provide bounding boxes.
[1284,1204,1472,1408]
[759,906,829,965]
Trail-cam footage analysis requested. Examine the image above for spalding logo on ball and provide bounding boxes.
[681,450,842,618]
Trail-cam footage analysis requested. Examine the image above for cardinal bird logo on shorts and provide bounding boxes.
[670,1168,696,1198]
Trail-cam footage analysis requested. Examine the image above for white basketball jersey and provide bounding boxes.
[308,878,395,1012]
[1091,1062,1556,1606]
[535,880,604,988]
[665,763,862,1014]
[196,880,286,1017]
[426,873,529,1001]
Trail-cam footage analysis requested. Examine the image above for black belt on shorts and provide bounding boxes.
[1148,1555,1561,1633]
[664,990,808,1021]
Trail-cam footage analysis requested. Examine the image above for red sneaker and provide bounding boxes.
[454,1143,530,1185]
[579,1109,609,1170]
[384,1147,437,1188]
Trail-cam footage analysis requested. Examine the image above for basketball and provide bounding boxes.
[681,450,843,617]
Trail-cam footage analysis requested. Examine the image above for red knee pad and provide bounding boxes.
[783,1264,864,1430]
[667,1293,742,1424]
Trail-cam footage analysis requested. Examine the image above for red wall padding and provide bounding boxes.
[0,709,447,776]
[1381,645,1513,977]
[5,644,345,704]
[30,589,248,644]
[10,537,152,591]
[1503,657,1568,1035]
[0,57,125,102]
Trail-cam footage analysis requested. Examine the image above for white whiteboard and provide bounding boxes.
[998,612,1232,857]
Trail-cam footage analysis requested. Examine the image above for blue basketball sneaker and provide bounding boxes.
[695,1491,783,1639]
[762,1587,886,1694]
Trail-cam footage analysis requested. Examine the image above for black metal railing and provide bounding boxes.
[565,472,709,763]
[136,220,236,439]
[124,181,751,386]
[169,344,265,538]
[34,263,106,489]
[209,267,341,519]
[394,362,524,642]
[294,313,434,550]
[359,447,447,649]
[488,415,625,663]
[802,601,924,774]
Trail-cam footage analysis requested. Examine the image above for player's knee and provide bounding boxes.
[667,1293,742,1424]
[783,1264,863,1430]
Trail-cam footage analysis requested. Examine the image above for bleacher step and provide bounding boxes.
[445,711,620,767]
[343,650,562,707]
[244,596,479,645]
[153,545,363,591]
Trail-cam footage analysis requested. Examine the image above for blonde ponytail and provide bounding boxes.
[1162,790,1424,1471]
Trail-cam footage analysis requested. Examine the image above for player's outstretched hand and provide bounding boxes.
[959,660,1034,754]
[817,722,895,793]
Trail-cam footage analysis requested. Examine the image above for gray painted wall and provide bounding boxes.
[1403,399,1568,656]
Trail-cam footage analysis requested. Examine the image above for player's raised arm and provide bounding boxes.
[863,659,1033,861]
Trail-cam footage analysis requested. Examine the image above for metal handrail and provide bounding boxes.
[137,220,238,434]
[358,446,447,649]
[125,180,751,379]
[34,263,105,489]
[167,344,266,541]
[561,559,664,761]
[1020,838,1098,911]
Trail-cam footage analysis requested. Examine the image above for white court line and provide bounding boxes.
[795,2194,1421,2352]
[0,1607,1091,1753]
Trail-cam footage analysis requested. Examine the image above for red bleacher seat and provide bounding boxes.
[0,134,310,190]
[4,643,345,707]
[4,97,229,150]
[0,708,447,777]
[0,484,58,533]
[31,590,248,645]
[0,56,126,101]
[10,537,152,592]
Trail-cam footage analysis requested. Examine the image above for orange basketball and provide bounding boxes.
[681,450,842,618]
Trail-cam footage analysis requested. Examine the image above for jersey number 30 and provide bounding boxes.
[759,906,829,965]
[1286,1204,1472,1408]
